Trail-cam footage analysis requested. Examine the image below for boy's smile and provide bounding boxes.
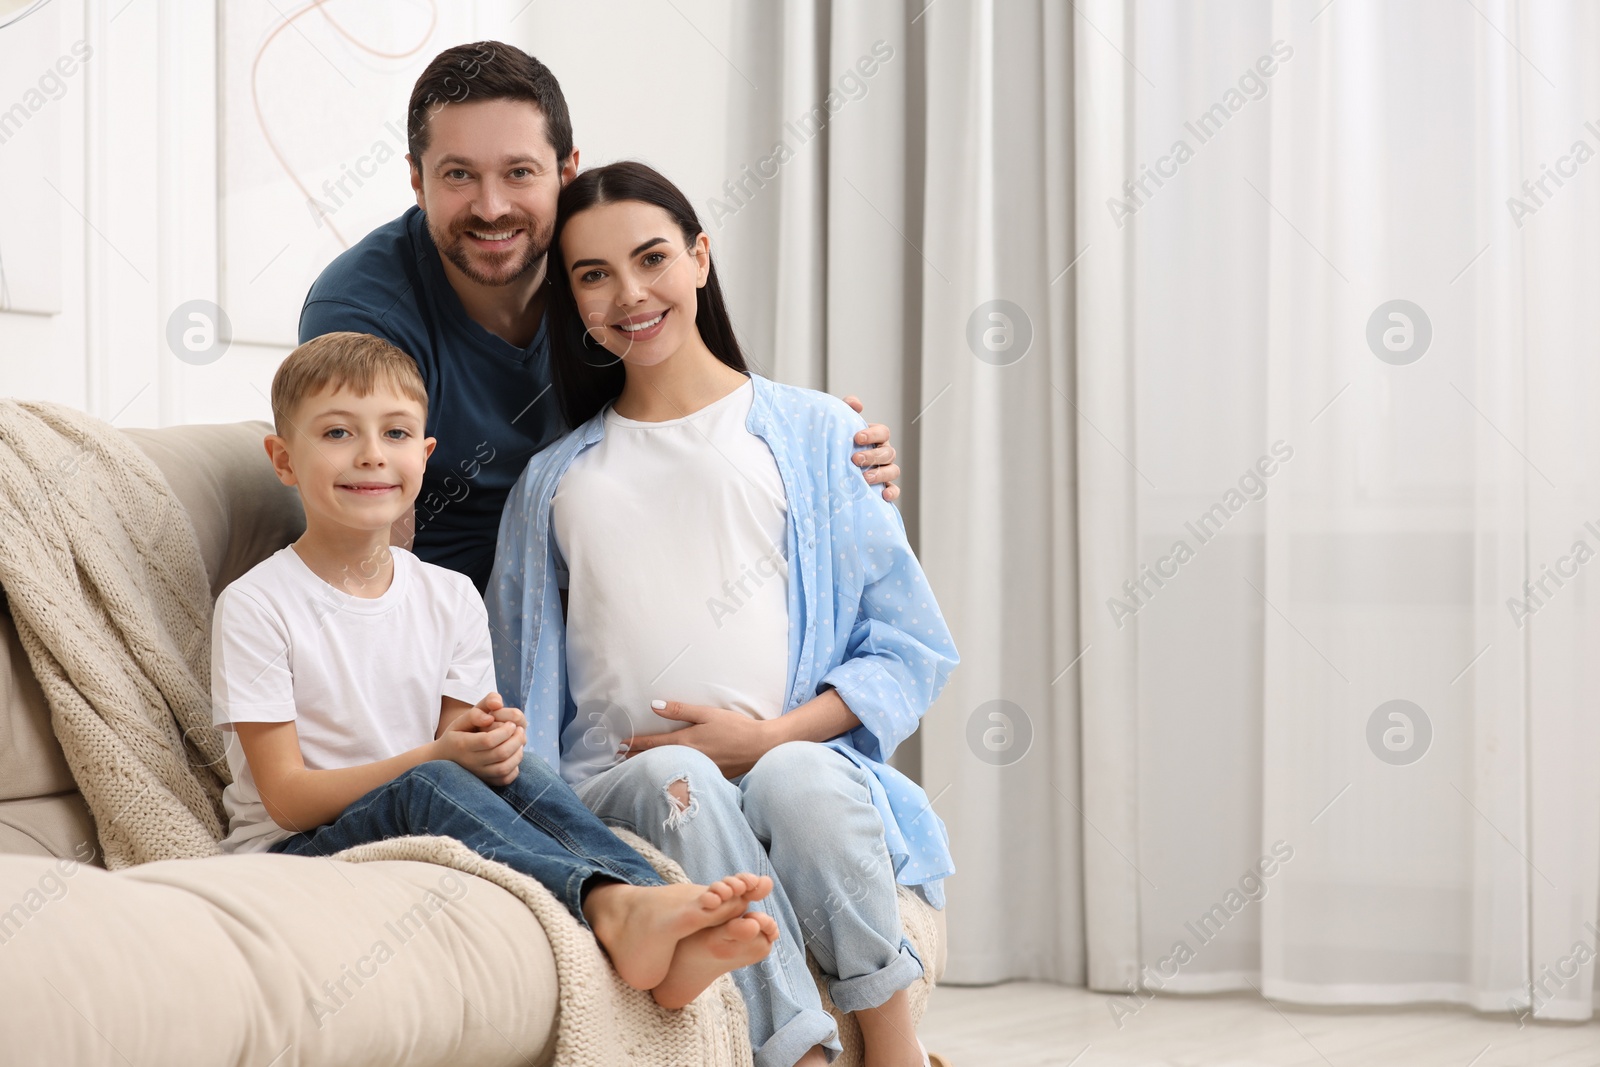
[338,480,401,496]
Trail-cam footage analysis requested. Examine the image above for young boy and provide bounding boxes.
[211,331,777,1009]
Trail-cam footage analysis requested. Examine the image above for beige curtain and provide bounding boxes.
[718,0,1082,986]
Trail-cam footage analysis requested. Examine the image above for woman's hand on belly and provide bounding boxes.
[623,701,776,779]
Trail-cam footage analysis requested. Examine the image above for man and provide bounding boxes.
[300,41,901,594]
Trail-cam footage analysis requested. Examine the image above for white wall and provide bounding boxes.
[0,0,750,428]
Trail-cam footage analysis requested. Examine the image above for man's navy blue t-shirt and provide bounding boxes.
[299,205,564,595]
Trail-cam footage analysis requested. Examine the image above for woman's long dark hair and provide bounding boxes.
[546,161,749,428]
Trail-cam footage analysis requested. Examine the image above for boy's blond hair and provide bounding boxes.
[270,332,428,437]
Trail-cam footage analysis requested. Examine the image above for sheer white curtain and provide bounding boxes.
[721,0,1600,1022]
[1077,0,1600,1020]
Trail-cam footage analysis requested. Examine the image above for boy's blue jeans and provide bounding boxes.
[573,740,928,1067]
[270,753,665,926]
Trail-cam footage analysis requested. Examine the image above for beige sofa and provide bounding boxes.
[0,419,945,1066]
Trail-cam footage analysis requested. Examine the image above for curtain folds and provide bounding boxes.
[723,0,1081,984]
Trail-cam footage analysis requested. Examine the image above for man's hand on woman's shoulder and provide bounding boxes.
[842,395,901,504]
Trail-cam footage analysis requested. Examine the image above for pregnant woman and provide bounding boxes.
[488,161,958,1067]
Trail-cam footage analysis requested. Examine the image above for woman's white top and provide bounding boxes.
[552,379,791,784]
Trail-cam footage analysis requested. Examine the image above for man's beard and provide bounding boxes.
[433,213,553,287]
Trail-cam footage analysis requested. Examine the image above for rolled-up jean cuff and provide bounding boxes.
[826,937,925,1015]
[565,868,601,931]
[754,1007,841,1067]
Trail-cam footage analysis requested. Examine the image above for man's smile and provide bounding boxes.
[464,227,523,250]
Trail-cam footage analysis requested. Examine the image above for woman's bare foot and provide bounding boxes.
[584,873,772,991]
[650,910,780,1009]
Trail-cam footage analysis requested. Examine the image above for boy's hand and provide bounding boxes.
[473,691,527,732]
[440,691,527,736]
[438,693,525,785]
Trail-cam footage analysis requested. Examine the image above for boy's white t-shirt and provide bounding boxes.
[210,545,496,854]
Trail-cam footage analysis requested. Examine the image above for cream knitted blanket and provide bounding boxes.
[0,400,227,866]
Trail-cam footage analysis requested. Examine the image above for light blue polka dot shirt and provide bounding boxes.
[486,375,960,905]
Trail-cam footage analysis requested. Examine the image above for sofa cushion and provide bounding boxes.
[0,793,97,861]
[121,421,305,598]
[0,611,73,803]
[0,852,560,1066]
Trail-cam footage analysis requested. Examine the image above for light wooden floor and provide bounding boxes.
[917,982,1600,1067]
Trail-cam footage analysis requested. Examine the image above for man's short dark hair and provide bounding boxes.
[406,41,573,167]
